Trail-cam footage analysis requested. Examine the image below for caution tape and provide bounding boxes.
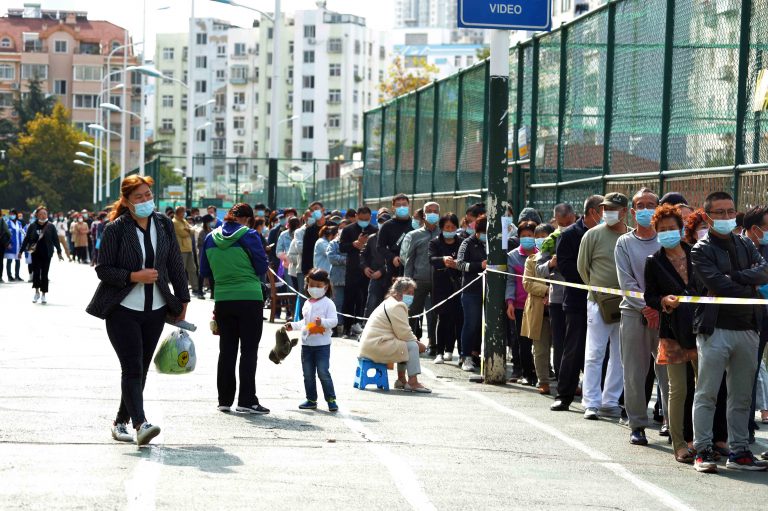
[484,267,768,306]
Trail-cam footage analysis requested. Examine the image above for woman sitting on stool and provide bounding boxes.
[359,277,431,393]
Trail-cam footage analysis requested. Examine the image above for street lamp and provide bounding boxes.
[75,152,94,159]
[89,124,121,138]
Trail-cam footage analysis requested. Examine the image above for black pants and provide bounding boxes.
[5,258,20,279]
[510,308,536,382]
[365,276,389,317]
[435,293,462,355]
[409,279,435,344]
[343,276,369,332]
[106,306,167,427]
[74,246,88,263]
[31,250,52,293]
[556,310,587,403]
[549,303,566,380]
[750,319,768,435]
[215,300,264,407]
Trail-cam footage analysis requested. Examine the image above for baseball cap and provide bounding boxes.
[600,192,629,208]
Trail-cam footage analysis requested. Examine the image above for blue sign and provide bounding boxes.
[458,0,552,31]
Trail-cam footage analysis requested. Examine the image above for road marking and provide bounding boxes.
[422,369,695,511]
[341,411,436,511]
[124,411,164,511]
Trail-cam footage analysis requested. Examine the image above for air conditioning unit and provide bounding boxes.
[307,38,316,45]
[236,129,245,136]
[248,47,256,54]
[132,86,142,95]
[286,103,293,110]
[233,104,245,111]
[10,82,20,90]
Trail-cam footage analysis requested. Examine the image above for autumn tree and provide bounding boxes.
[476,47,490,60]
[379,56,439,102]
[13,75,56,132]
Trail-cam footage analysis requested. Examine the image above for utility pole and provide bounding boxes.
[267,0,281,210]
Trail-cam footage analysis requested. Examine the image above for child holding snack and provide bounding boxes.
[286,268,339,411]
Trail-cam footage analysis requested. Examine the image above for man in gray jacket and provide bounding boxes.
[405,201,441,352]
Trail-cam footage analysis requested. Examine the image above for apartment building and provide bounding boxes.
[395,0,486,44]
[391,28,483,79]
[0,4,140,166]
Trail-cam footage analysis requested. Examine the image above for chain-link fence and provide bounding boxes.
[364,0,768,215]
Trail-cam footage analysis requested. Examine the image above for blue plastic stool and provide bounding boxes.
[354,358,390,391]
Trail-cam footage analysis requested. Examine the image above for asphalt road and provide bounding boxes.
[1,260,767,510]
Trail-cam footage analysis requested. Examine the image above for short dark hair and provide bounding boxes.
[414,208,424,220]
[535,223,555,236]
[583,195,604,216]
[392,193,410,204]
[467,203,486,217]
[554,203,574,218]
[632,188,659,208]
[288,217,300,231]
[518,220,538,236]
[207,206,217,211]
[305,268,333,298]
[309,201,324,209]
[320,225,337,238]
[253,203,266,210]
[743,205,768,231]
[704,191,734,212]
[475,215,488,234]
[357,206,372,216]
[345,208,357,218]
[438,213,460,230]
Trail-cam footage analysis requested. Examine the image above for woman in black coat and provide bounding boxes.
[19,206,62,304]
[428,213,463,363]
[86,175,190,447]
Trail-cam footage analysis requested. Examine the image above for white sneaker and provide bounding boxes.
[433,354,444,364]
[111,422,133,443]
[136,422,161,446]
[443,353,453,362]
[461,358,475,372]
[32,291,40,303]
[351,323,364,335]
[40,293,47,304]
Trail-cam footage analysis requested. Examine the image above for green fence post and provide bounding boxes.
[481,60,491,195]
[734,0,753,208]
[394,101,402,195]
[235,156,240,203]
[556,26,569,205]
[455,71,465,195]
[431,81,440,201]
[658,0,676,196]
[413,90,420,199]
[754,49,764,164]
[379,107,386,204]
[313,159,318,204]
[514,45,525,216]
[602,2,617,196]
[529,38,541,209]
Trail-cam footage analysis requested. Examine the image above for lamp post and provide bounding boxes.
[79,141,96,203]
[74,159,97,204]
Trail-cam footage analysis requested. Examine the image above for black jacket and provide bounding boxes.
[86,212,190,320]
[644,243,698,349]
[360,233,386,276]
[429,235,462,301]
[301,223,322,274]
[20,221,61,259]
[690,232,768,335]
[457,235,486,295]
[376,217,413,278]
[340,222,378,284]
[556,218,588,313]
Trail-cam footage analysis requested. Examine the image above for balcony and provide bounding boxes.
[230,52,247,60]
[230,76,247,85]
[23,42,46,53]
[158,127,175,135]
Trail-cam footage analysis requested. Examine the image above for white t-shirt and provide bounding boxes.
[289,295,338,346]
[120,218,167,312]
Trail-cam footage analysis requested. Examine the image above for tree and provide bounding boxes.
[476,47,490,60]
[3,104,92,211]
[379,56,439,102]
[13,76,56,132]
[144,139,183,188]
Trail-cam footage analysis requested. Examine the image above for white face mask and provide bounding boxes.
[307,286,327,299]
[603,210,620,226]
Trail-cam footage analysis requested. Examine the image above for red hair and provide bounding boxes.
[109,175,155,221]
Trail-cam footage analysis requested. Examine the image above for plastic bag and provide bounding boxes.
[154,329,197,374]
[656,337,697,365]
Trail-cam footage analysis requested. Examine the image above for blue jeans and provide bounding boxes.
[301,345,336,402]
[460,293,483,357]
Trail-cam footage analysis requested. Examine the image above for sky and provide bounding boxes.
[9,0,396,58]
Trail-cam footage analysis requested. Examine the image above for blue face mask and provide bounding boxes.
[280,218,288,227]
[680,227,686,239]
[520,236,536,251]
[478,233,487,243]
[443,230,457,239]
[411,219,420,230]
[535,237,545,250]
[357,220,370,229]
[307,216,316,226]
[658,230,681,249]
[131,199,155,218]
[756,228,768,246]
[635,208,654,228]
[711,218,736,235]
[425,212,440,225]
[465,227,475,236]
[256,210,265,217]
[396,206,410,218]
[312,209,323,221]
[401,294,414,307]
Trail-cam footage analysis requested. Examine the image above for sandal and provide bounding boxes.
[394,380,406,390]
[404,383,432,394]
[675,449,695,464]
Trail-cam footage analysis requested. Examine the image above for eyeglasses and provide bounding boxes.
[706,209,737,218]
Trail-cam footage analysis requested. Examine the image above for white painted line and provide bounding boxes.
[341,412,436,511]
[422,369,695,511]
[125,411,164,511]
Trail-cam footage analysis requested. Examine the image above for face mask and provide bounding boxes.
[680,227,686,239]
[478,233,487,243]
[658,230,681,249]
[425,213,440,225]
[520,236,536,251]
[311,210,323,221]
[307,216,316,226]
[758,228,768,246]
[357,220,370,229]
[208,222,217,229]
[37,218,47,225]
[711,218,736,236]
[395,206,410,218]
[465,227,475,236]
[443,230,457,239]
[411,219,421,230]
[307,286,327,299]
[262,227,269,235]
[401,294,414,307]
[256,210,265,217]
[77,218,83,223]
[17,215,23,221]
[280,218,288,227]
[634,209,653,228]
[696,228,708,240]
[603,210,620,226]
[131,199,155,219]
[535,237,545,250]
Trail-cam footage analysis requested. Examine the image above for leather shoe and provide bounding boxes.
[550,399,570,411]
[538,384,551,395]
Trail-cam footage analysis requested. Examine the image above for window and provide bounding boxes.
[230,66,248,82]
[195,56,207,68]
[195,80,207,93]
[354,40,361,54]
[216,69,225,80]
[215,120,225,133]
[288,41,294,54]
[329,64,341,77]
[405,33,428,45]
[302,75,315,88]
[196,129,206,142]
[301,151,313,161]
[268,28,274,39]
[234,42,246,56]
[23,32,41,52]
[54,80,66,95]
[328,38,342,53]
[252,140,259,155]
[161,118,174,131]
[561,0,571,12]
[0,38,11,48]
[73,65,101,81]
[54,40,68,53]
[353,90,358,103]
[196,33,207,45]
[74,94,99,109]
[328,89,341,104]
[304,25,316,38]
[195,105,206,117]
[302,100,314,113]
[354,65,359,78]
[233,117,245,129]
[0,92,13,107]
[195,153,206,165]
[267,52,273,65]
[162,95,174,108]
[181,94,187,110]
[379,46,386,59]
[182,46,188,60]
[303,51,315,64]
[466,56,474,66]
[131,126,141,141]
[454,56,461,67]
[328,114,340,128]
[253,43,260,55]
[379,70,384,82]
[233,92,246,105]
[217,45,226,57]
[302,126,314,139]
[353,114,359,130]
[162,47,174,60]
[253,67,260,83]
[253,116,259,129]
[182,70,188,84]
[162,71,174,84]
[0,64,14,80]
[21,64,48,79]
[233,140,244,154]
[287,66,293,79]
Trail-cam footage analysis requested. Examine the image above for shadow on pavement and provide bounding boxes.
[126,445,243,473]
[237,413,323,432]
